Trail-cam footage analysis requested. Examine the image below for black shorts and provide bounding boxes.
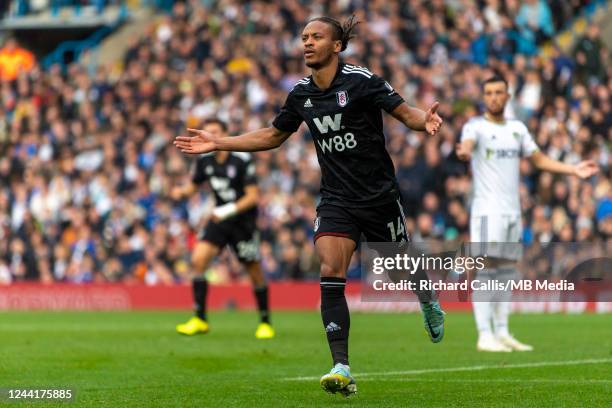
[199,216,260,263]
[313,199,410,244]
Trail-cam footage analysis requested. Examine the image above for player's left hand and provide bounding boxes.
[574,160,599,179]
[425,101,443,136]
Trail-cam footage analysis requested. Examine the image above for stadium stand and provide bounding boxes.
[0,0,609,285]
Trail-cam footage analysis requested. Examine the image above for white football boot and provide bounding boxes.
[477,334,512,352]
[497,334,534,351]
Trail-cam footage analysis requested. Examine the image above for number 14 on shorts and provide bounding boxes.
[387,217,405,242]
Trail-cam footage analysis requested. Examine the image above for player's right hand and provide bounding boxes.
[455,142,471,161]
[173,128,218,154]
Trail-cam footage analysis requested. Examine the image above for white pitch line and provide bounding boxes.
[359,378,612,384]
[286,358,612,381]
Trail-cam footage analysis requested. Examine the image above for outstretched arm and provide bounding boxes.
[455,139,476,161]
[390,101,443,136]
[174,127,293,154]
[529,151,599,179]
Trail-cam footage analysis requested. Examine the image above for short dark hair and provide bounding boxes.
[202,118,228,132]
[482,75,508,90]
[308,15,360,52]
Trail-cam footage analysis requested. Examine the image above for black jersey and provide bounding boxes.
[192,152,257,219]
[272,63,405,208]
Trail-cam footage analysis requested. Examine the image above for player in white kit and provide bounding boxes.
[456,76,599,352]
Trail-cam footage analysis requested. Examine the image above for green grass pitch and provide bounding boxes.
[0,311,610,407]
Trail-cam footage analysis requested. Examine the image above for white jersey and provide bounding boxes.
[461,116,539,216]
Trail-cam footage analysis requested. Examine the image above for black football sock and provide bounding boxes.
[410,266,436,304]
[382,246,436,304]
[253,285,270,324]
[320,277,350,366]
[193,277,208,320]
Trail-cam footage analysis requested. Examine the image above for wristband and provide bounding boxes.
[212,203,238,221]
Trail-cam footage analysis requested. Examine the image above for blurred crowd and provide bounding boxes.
[0,0,610,285]
[1,0,128,18]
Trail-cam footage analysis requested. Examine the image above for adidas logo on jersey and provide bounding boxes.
[304,98,313,108]
[325,322,341,333]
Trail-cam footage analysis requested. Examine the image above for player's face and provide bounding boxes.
[483,82,509,116]
[301,21,341,69]
[204,123,228,159]
[203,123,227,139]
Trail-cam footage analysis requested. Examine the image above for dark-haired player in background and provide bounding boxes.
[174,16,443,396]
[457,76,598,352]
[172,119,274,340]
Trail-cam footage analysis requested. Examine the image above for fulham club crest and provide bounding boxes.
[227,165,236,178]
[336,90,348,107]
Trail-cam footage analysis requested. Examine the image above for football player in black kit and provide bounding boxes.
[174,16,444,395]
[173,119,274,340]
